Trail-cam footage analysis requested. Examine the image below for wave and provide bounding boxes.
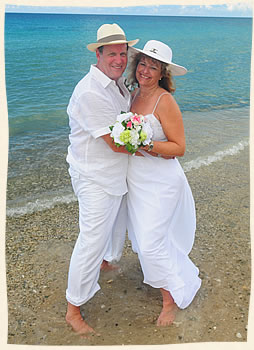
[6,140,249,217]
[6,192,77,218]
[183,140,249,172]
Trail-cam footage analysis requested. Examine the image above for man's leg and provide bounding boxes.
[66,302,95,336]
[65,176,123,334]
[156,288,178,326]
[102,194,127,269]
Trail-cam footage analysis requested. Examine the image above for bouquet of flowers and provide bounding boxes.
[109,112,153,155]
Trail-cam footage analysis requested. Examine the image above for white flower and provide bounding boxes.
[116,112,133,124]
[130,129,140,147]
[141,122,153,145]
[135,125,142,132]
[110,122,125,145]
[109,112,153,154]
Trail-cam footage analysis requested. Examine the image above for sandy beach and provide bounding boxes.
[5,147,250,346]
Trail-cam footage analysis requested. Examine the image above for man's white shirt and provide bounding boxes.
[66,65,131,195]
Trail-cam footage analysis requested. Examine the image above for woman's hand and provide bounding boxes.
[140,149,175,159]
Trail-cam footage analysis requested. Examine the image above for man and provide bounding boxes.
[65,23,139,336]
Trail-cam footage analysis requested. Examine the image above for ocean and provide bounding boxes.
[4,13,251,217]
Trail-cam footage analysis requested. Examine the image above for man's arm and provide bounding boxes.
[78,92,143,156]
[101,134,144,156]
[101,134,131,154]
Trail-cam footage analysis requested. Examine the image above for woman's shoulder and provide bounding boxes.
[157,89,175,105]
[156,89,180,117]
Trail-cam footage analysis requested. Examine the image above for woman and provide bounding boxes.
[126,40,201,326]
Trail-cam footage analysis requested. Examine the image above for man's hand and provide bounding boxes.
[101,134,129,154]
[101,134,143,156]
[161,155,175,159]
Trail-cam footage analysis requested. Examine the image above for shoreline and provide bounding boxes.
[6,137,249,218]
[5,147,250,345]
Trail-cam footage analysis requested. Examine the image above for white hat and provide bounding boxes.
[129,40,187,76]
[87,23,139,52]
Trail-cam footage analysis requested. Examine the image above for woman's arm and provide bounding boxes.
[142,94,185,157]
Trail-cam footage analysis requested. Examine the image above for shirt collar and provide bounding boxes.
[90,64,126,89]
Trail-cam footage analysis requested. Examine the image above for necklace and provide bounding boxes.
[138,87,159,99]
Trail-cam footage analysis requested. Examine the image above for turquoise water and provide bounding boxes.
[5,13,251,216]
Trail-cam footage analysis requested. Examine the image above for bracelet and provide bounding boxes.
[147,141,154,152]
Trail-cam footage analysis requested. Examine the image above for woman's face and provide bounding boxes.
[136,55,162,88]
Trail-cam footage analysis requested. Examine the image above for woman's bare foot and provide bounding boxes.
[100,259,120,271]
[66,302,95,337]
[156,288,178,326]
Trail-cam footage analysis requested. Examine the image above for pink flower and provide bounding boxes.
[131,114,141,124]
[127,121,132,128]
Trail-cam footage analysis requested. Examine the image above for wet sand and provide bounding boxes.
[5,147,250,345]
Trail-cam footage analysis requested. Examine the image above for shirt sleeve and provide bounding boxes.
[78,90,118,139]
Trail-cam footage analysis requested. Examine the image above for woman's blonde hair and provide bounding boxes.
[127,53,176,93]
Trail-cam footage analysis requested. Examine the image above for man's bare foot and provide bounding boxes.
[100,260,120,271]
[156,302,178,326]
[156,288,178,326]
[66,303,95,337]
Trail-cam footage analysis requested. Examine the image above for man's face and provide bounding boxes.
[96,44,128,81]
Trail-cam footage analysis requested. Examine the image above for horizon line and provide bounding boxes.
[5,11,253,19]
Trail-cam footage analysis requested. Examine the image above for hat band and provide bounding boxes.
[97,34,126,44]
[149,48,158,54]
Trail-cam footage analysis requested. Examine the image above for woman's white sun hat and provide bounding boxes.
[130,40,187,76]
[87,23,139,52]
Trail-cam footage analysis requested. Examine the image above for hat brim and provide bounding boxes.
[87,39,139,52]
[129,46,187,76]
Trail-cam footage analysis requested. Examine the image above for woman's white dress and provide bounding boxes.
[127,94,201,309]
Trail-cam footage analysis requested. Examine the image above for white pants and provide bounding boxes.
[66,168,127,307]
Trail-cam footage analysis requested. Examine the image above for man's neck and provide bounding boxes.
[116,80,125,97]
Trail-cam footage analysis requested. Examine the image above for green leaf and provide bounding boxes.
[125,144,133,152]
[125,144,137,154]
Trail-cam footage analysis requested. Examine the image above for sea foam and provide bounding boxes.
[6,139,249,218]
[183,140,249,172]
[6,192,77,218]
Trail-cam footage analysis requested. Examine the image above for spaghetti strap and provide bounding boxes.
[152,92,169,114]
